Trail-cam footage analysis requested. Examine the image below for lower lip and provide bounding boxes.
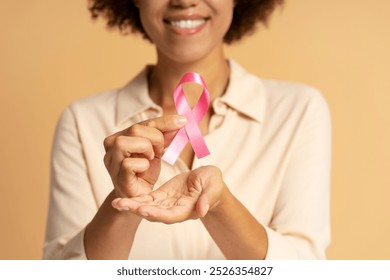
[166,21,207,36]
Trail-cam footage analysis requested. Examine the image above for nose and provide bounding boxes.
[169,0,201,8]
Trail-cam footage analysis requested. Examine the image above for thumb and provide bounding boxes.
[193,166,224,217]
[196,194,210,218]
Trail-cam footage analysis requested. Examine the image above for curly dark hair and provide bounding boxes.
[88,0,284,44]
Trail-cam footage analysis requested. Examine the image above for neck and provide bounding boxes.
[148,44,230,110]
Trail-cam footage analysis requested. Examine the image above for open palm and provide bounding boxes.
[112,166,224,224]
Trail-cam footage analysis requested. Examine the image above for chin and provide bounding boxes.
[159,44,220,65]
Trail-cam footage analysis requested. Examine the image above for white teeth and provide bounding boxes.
[170,19,205,29]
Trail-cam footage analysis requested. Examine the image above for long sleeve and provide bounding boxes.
[264,90,331,259]
[43,107,97,259]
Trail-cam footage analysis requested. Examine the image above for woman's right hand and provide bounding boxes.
[103,115,187,200]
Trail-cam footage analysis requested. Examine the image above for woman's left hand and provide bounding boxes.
[111,166,225,223]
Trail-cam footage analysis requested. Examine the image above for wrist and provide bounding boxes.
[108,190,143,223]
[207,182,231,215]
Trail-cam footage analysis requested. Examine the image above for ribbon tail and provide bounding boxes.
[161,128,188,165]
[184,116,210,159]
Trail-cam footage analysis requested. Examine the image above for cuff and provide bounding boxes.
[263,226,299,260]
[61,227,88,260]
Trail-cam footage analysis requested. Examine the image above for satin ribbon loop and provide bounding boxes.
[162,72,210,165]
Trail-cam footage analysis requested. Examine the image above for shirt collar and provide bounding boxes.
[116,66,161,125]
[217,60,265,123]
[116,59,265,125]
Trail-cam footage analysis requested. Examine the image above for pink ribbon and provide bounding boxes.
[162,72,210,165]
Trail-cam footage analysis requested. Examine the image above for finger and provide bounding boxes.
[114,158,151,196]
[161,130,181,149]
[110,136,154,178]
[103,130,124,153]
[187,173,210,217]
[120,156,150,174]
[103,114,184,153]
[124,124,165,158]
[196,182,223,217]
[137,204,193,224]
[111,196,153,211]
[103,152,112,171]
[103,130,132,169]
[196,195,210,218]
[141,115,187,133]
[143,115,187,150]
[190,166,224,217]
[111,198,131,211]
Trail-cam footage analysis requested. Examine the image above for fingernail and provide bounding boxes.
[175,116,187,126]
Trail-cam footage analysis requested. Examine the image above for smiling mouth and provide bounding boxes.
[163,18,210,29]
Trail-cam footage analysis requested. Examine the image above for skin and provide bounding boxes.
[84,0,268,260]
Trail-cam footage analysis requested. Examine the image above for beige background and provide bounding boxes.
[0,0,389,259]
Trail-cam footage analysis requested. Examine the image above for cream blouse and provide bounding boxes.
[44,60,331,259]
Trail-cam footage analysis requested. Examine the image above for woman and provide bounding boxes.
[44,0,331,259]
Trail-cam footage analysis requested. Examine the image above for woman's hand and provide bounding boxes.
[103,115,187,198]
[111,166,226,224]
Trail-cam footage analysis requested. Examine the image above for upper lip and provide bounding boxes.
[163,14,210,23]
